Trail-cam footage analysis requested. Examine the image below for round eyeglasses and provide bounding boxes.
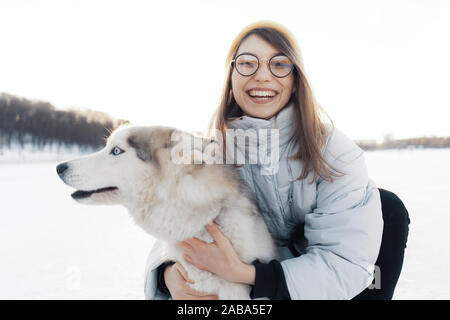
[231,53,294,78]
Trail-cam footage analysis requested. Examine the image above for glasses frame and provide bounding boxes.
[231,53,294,78]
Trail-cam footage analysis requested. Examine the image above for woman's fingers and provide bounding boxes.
[178,240,193,251]
[206,222,226,245]
[166,262,219,299]
[180,227,224,252]
[176,223,239,281]
[178,238,206,256]
[182,282,218,299]
[174,262,195,284]
[184,237,207,247]
[183,254,197,268]
[178,269,218,299]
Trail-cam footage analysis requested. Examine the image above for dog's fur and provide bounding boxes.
[57,125,277,299]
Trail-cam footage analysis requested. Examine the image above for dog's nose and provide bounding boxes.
[56,163,68,175]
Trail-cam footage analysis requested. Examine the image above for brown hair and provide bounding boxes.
[208,21,344,183]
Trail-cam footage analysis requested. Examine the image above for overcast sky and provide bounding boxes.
[1,0,449,142]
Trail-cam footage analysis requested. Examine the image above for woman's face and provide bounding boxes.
[231,34,294,119]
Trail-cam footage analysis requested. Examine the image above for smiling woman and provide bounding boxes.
[210,21,340,184]
[147,20,410,301]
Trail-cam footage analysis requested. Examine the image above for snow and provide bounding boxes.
[0,159,155,299]
[0,148,449,299]
[364,149,450,300]
[0,140,99,163]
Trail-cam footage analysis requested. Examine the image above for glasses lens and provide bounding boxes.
[270,55,293,77]
[235,54,258,76]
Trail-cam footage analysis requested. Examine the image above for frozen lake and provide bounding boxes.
[0,148,449,299]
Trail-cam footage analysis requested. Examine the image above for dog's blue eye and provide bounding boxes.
[111,146,124,156]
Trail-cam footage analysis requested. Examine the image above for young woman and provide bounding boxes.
[144,21,410,300]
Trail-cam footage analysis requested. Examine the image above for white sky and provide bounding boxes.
[1,0,449,142]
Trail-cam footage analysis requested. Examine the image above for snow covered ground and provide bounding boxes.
[364,149,450,300]
[0,156,155,300]
[0,148,449,299]
[0,140,99,163]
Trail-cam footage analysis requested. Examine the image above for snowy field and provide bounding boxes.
[0,148,449,299]
[364,149,450,300]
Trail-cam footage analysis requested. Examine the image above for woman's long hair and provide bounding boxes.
[208,21,344,184]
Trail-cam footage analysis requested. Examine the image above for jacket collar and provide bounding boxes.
[227,101,295,150]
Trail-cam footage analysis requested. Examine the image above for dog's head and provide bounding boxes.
[56,125,178,206]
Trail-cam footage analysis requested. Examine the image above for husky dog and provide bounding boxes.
[56,125,277,299]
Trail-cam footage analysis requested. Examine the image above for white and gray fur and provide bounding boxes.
[56,125,277,299]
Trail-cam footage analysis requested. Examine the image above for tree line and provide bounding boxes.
[0,93,129,150]
[1,92,448,152]
[356,135,450,151]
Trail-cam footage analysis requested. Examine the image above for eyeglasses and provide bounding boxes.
[231,53,294,78]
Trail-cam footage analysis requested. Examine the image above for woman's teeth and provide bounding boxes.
[248,90,276,97]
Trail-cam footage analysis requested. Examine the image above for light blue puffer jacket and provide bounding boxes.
[144,102,383,300]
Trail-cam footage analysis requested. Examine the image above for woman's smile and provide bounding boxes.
[246,87,278,104]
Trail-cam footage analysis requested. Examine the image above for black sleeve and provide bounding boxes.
[249,259,291,300]
[156,260,176,296]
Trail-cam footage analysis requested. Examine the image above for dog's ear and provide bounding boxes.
[127,135,154,162]
[127,131,174,165]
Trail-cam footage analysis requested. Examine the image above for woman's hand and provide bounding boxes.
[164,261,218,300]
[179,222,256,284]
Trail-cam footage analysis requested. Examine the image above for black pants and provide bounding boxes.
[352,188,410,300]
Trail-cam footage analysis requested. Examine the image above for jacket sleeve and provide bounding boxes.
[144,240,171,300]
[280,128,384,299]
[250,259,291,299]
